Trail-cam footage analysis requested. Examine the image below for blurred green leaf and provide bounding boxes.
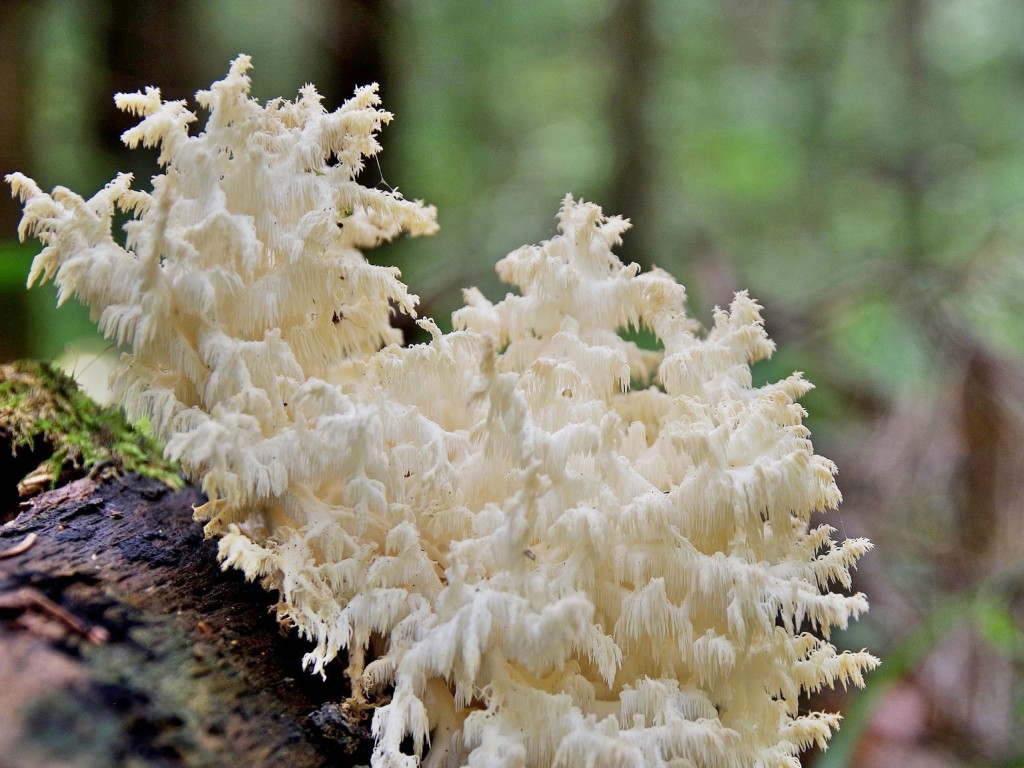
[684,128,799,203]
[0,241,35,291]
[975,598,1022,655]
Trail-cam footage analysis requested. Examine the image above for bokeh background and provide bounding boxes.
[2,1,1023,766]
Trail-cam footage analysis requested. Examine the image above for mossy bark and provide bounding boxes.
[0,360,180,519]
[0,362,371,767]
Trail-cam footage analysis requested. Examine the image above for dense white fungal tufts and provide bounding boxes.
[9,56,877,768]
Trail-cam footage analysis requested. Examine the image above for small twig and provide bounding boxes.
[0,587,109,644]
[0,533,37,559]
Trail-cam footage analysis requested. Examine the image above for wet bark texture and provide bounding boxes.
[0,461,371,766]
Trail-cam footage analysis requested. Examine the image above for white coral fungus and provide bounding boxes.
[9,57,877,768]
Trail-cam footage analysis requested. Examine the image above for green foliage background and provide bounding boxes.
[2,2,1022,766]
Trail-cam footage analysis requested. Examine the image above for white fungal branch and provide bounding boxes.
[9,56,876,768]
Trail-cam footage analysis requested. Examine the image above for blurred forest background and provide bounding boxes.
[1,1,1023,766]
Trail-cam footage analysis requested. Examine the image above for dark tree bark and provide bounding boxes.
[0,475,374,768]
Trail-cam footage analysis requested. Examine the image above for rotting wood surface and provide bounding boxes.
[0,474,372,768]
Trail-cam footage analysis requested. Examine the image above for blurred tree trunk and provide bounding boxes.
[330,0,387,190]
[895,0,928,266]
[603,0,656,270]
[97,1,194,182]
[329,0,385,98]
[0,1,30,236]
[0,1,34,362]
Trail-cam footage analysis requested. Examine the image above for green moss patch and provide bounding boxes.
[0,360,181,516]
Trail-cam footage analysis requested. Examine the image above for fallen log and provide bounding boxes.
[0,362,371,768]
